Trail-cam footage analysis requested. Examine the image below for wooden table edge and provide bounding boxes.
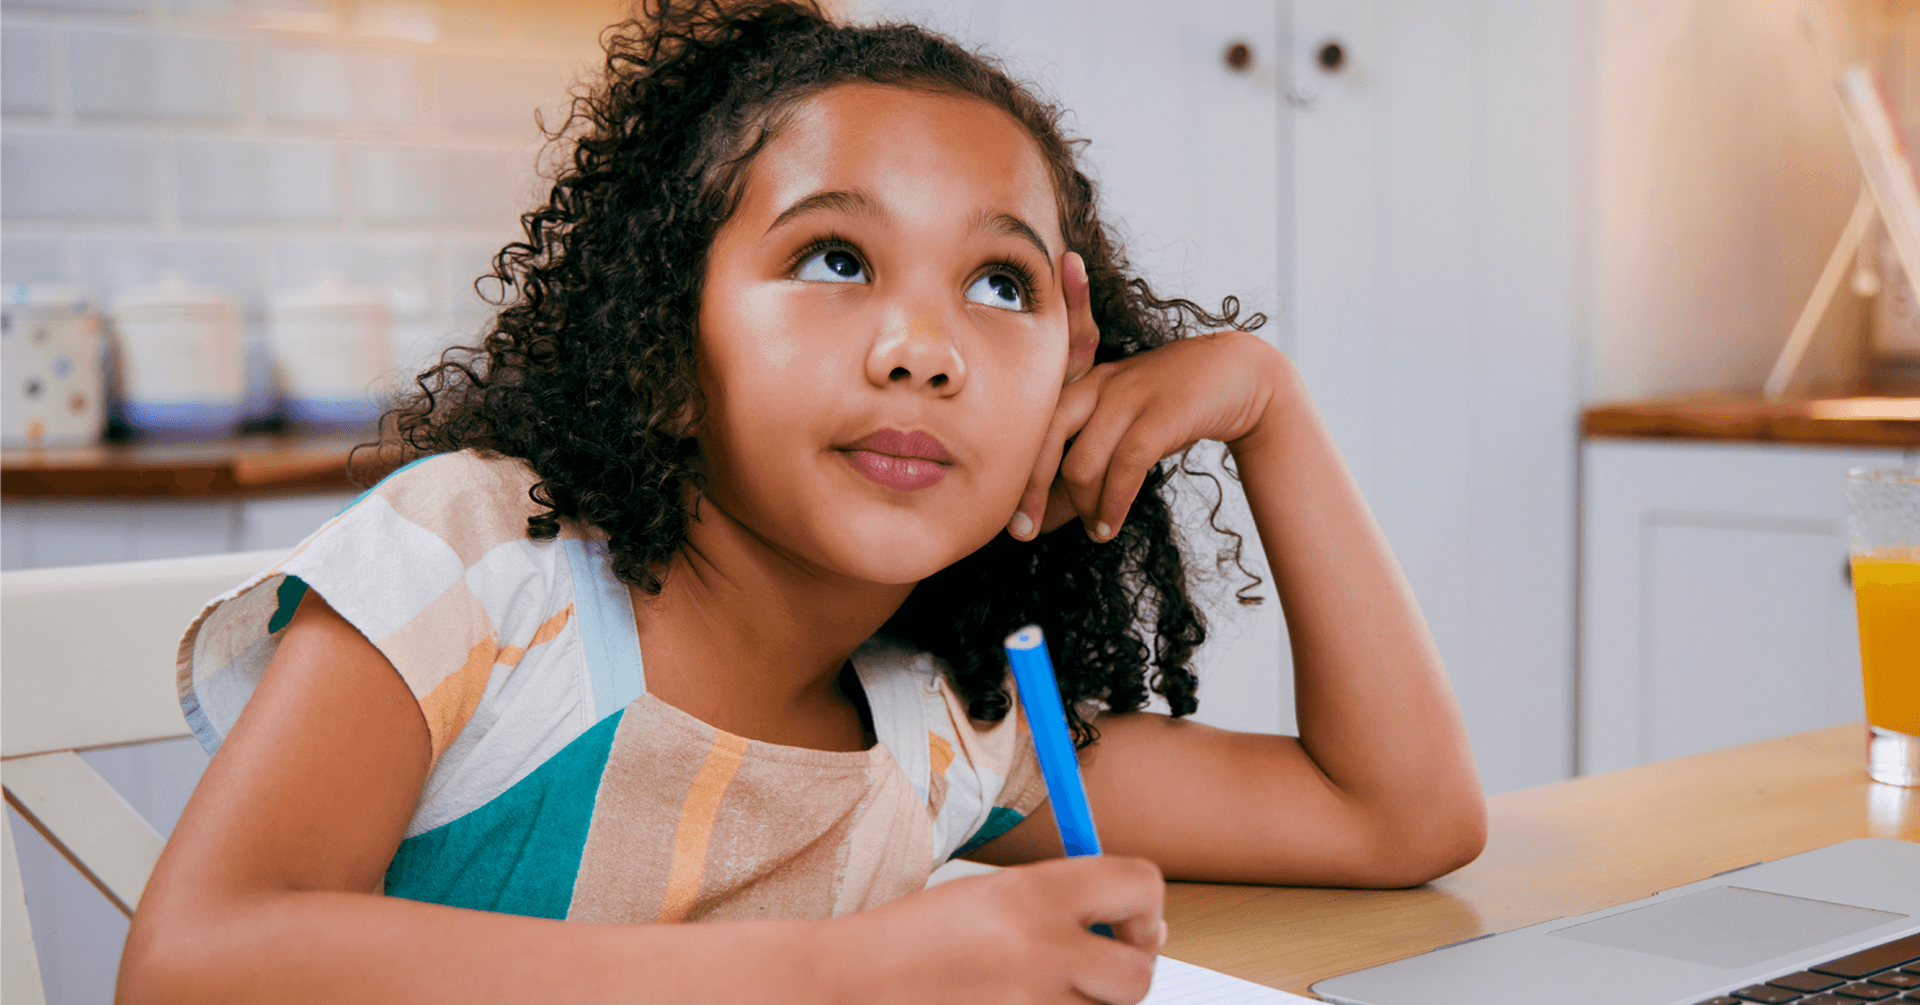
[1160,724,1917,997]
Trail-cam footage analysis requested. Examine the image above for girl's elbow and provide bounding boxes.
[1359,797,1488,889]
[117,924,187,1005]
[1416,805,1489,884]
[117,904,224,1005]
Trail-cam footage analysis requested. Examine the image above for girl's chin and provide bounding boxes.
[826,545,965,587]
[815,521,1002,585]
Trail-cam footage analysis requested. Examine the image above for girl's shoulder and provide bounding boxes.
[179,449,591,772]
[349,448,565,549]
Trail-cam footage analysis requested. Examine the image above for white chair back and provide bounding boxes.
[2,550,280,1005]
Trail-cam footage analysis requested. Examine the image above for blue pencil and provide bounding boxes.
[1005,624,1114,937]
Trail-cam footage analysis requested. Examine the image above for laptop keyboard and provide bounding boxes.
[1695,932,1920,1004]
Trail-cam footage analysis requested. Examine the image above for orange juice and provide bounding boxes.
[1853,553,1920,736]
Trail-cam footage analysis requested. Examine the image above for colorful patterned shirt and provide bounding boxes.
[177,450,1048,922]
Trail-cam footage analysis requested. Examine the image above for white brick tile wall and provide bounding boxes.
[435,0,515,44]
[257,43,421,126]
[270,234,437,316]
[2,0,147,14]
[67,27,243,122]
[350,50,424,125]
[2,24,55,116]
[436,53,578,134]
[1,3,622,387]
[352,1,437,43]
[170,0,340,33]
[354,143,515,225]
[175,136,340,222]
[0,235,70,283]
[445,234,499,316]
[84,235,261,314]
[254,42,356,121]
[2,131,161,219]
[513,0,619,48]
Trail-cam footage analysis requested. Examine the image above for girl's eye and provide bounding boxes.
[795,248,867,284]
[966,272,1026,311]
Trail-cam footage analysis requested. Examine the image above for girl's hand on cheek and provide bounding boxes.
[1009,253,1288,543]
[823,855,1167,1004]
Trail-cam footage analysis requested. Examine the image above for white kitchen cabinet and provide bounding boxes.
[0,492,354,571]
[1578,439,1917,775]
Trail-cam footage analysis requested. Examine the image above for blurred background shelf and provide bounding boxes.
[1,433,369,498]
[1583,390,1920,448]
[0,434,387,572]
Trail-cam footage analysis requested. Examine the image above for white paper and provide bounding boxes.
[1141,956,1321,1004]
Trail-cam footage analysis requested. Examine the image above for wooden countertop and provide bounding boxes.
[1162,723,1916,997]
[1584,392,1920,448]
[1,435,376,498]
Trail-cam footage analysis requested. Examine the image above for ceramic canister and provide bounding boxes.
[111,272,245,440]
[270,274,392,431]
[1,285,108,448]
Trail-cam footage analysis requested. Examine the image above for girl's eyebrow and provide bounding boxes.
[766,189,1056,277]
[972,209,1055,277]
[765,189,879,235]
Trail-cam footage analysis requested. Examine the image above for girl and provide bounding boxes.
[122,2,1485,1002]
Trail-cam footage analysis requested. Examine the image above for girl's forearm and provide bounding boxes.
[1227,354,1485,873]
[118,889,836,1005]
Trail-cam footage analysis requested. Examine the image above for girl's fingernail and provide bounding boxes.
[1094,522,1112,541]
[1009,511,1034,539]
[1159,919,1170,947]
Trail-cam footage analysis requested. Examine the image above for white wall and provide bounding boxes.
[1587,0,1920,401]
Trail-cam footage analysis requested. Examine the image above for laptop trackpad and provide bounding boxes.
[1550,886,1904,969]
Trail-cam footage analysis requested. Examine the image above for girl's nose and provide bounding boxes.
[866,309,967,395]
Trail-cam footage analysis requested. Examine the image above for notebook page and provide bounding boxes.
[1142,956,1320,1003]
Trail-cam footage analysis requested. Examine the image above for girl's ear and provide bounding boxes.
[1063,251,1099,384]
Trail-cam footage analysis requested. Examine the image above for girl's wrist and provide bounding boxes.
[1227,340,1308,460]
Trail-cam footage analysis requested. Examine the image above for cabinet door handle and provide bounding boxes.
[1317,40,1346,72]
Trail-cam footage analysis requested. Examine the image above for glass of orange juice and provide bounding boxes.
[1847,467,1920,787]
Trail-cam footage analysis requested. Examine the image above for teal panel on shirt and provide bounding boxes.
[384,708,624,919]
[953,806,1026,859]
[266,575,308,634]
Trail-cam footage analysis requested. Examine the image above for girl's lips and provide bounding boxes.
[843,449,949,491]
[841,428,953,491]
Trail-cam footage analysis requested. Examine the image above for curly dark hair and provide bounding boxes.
[371,0,1265,746]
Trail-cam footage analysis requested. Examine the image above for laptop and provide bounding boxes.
[1311,838,1920,1005]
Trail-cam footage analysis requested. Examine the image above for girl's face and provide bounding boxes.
[697,83,1069,585]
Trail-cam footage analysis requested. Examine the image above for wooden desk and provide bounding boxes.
[1163,724,1919,997]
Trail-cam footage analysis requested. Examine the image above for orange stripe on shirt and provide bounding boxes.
[418,634,498,765]
[655,731,751,923]
[928,731,955,777]
[495,604,573,668]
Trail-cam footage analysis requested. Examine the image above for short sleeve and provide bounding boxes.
[177,450,579,769]
[934,671,1049,861]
